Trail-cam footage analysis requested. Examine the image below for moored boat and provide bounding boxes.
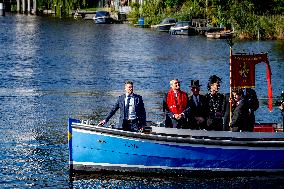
[154,18,177,32]
[68,118,284,175]
[169,21,191,35]
[206,30,233,39]
[93,11,113,24]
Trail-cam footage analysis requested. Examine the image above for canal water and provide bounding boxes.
[0,13,284,188]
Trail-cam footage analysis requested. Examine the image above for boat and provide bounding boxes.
[68,118,284,175]
[169,21,198,36]
[169,21,190,35]
[206,30,233,39]
[93,11,113,24]
[154,18,177,32]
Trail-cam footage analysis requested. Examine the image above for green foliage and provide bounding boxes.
[228,0,257,38]
[164,0,179,8]
[256,15,284,40]
[275,16,284,39]
[37,0,283,39]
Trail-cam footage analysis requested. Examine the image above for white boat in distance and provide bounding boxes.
[93,11,113,24]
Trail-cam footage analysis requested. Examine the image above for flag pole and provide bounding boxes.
[227,38,234,130]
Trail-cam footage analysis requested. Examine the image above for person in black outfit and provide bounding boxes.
[205,75,224,131]
[243,88,259,132]
[222,93,231,131]
[230,88,249,132]
[187,80,207,130]
[279,102,284,128]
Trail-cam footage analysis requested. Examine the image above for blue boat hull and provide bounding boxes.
[68,119,284,173]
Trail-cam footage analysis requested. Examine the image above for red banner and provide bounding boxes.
[231,53,273,111]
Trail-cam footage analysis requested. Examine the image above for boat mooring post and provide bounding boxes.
[54,5,56,16]
[0,3,5,16]
[59,5,62,18]
[27,0,31,13]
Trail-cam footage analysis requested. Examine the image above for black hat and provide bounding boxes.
[190,80,202,87]
[207,75,222,91]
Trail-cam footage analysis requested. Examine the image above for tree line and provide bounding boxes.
[128,0,284,40]
[38,0,284,39]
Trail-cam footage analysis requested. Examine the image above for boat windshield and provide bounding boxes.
[96,11,110,17]
[161,18,176,24]
[176,21,190,27]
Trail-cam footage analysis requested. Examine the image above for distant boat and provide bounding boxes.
[68,118,284,175]
[169,21,198,36]
[93,11,113,24]
[206,30,233,39]
[155,18,177,32]
[169,21,190,35]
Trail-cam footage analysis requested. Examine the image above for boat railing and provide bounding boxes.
[71,121,284,147]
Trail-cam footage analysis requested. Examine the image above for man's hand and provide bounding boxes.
[279,103,284,111]
[173,114,182,120]
[98,120,106,126]
[195,117,205,124]
[215,112,222,118]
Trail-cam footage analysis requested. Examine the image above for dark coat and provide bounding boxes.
[187,94,207,129]
[222,93,231,131]
[105,93,146,129]
[244,88,259,131]
[205,93,224,131]
[231,99,249,131]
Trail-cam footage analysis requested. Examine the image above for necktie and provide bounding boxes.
[125,96,131,119]
[195,96,199,106]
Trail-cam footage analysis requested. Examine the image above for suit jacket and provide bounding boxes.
[187,94,207,129]
[222,93,231,131]
[105,93,146,129]
[244,88,259,130]
[231,99,249,131]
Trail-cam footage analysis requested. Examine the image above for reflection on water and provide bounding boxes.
[0,13,284,188]
[70,173,284,189]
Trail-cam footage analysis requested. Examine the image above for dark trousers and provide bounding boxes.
[165,116,188,129]
[188,118,207,130]
[207,117,223,131]
[122,119,139,132]
[282,111,284,129]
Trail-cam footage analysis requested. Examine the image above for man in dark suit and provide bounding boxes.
[99,80,146,132]
[279,101,284,128]
[230,88,249,132]
[222,93,231,131]
[243,88,259,131]
[187,80,207,130]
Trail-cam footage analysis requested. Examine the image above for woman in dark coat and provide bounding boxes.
[205,75,224,131]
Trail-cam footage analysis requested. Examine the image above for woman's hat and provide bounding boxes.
[190,80,202,87]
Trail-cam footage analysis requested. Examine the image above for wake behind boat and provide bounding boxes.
[68,118,284,175]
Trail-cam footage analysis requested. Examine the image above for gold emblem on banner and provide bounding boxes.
[239,62,249,82]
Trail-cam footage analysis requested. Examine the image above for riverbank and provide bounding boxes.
[127,1,284,40]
